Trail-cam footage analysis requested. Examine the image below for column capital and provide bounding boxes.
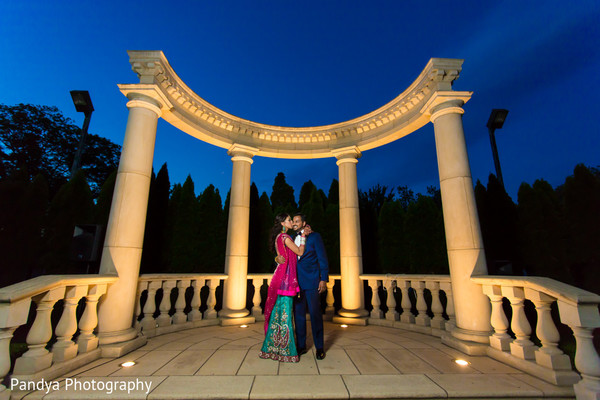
[332,146,361,165]
[421,91,472,123]
[118,84,174,117]
[228,144,259,164]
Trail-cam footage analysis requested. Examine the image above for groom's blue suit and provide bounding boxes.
[294,232,329,351]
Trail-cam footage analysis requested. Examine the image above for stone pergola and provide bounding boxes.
[96,50,491,350]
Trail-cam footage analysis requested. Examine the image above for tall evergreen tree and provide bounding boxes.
[302,186,326,234]
[327,179,339,205]
[404,194,448,274]
[197,184,225,272]
[166,176,201,272]
[477,174,519,274]
[0,172,49,286]
[141,163,170,273]
[397,185,416,210]
[248,183,262,273]
[42,170,94,274]
[258,192,275,272]
[298,180,317,212]
[516,180,568,281]
[563,164,600,293]
[378,200,408,273]
[270,172,297,214]
[94,169,117,226]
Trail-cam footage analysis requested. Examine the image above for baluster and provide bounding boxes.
[413,281,430,326]
[368,279,383,319]
[525,289,570,370]
[440,282,455,330]
[53,285,88,362]
[172,280,190,325]
[133,281,147,329]
[188,279,204,321]
[325,280,335,320]
[557,301,600,399]
[204,279,218,319]
[502,286,535,360]
[482,285,511,351]
[141,281,161,332]
[427,281,445,330]
[156,280,176,327]
[398,280,414,324]
[251,278,264,319]
[384,279,399,321]
[0,299,30,395]
[0,327,16,396]
[77,284,107,353]
[14,287,65,374]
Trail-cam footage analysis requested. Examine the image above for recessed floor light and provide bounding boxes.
[121,361,136,367]
[340,324,348,328]
[240,324,248,328]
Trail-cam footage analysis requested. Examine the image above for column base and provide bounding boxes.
[13,351,53,375]
[51,341,78,362]
[77,335,99,353]
[100,334,147,358]
[332,316,368,326]
[220,316,255,327]
[489,334,512,352]
[535,350,572,370]
[97,327,138,345]
[218,308,250,319]
[451,325,492,344]
[337,308,369,318]
[441,331,488,356]
[574,376,600,400]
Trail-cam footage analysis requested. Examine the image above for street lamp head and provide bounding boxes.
[70,90,94,114]
[487,109,508,130]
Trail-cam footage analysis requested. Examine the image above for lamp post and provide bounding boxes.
[486,109,509,189]
[70,90,94,178]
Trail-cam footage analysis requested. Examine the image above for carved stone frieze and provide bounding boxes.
[120,50,469,158]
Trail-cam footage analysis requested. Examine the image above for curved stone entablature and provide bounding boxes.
[119,50,471,159]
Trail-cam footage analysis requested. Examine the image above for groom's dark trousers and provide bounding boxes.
[294,232,329,350]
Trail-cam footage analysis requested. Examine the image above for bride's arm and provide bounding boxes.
[285,236,305,256]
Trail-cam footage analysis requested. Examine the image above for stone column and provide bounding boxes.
[333,147,368,318]
[97,90,165,345]
[424,92,492,344]
[219,144,257,319]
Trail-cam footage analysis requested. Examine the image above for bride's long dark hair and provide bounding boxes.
[269,213,290,254]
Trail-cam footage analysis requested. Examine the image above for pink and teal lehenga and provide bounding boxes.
[259,233,300,362]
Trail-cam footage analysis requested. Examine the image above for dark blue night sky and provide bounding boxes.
[1,1,598,200]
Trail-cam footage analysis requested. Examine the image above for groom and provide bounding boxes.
[292,213,329,360]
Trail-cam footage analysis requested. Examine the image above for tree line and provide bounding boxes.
[1,104,598,296]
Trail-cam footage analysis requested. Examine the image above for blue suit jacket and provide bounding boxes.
[297,232,329,290]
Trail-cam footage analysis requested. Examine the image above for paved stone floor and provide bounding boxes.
[11,322,575,399]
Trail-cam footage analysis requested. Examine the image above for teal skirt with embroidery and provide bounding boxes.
[259,296,299,362]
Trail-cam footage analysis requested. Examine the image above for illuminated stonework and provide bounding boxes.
[100,51,491,346]
[119,50,469,158]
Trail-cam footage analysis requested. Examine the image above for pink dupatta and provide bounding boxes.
[263,233,300,333]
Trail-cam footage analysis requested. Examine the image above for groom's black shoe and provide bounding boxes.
[297,347,307,356]
[316,349,326,360]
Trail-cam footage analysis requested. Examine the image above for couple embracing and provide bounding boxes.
[258,213,328,362]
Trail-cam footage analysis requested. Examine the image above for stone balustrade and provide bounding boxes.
[134,274,228,337]
[472,276,600,394]
[0,274,117,396]
[360,274,454,336]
